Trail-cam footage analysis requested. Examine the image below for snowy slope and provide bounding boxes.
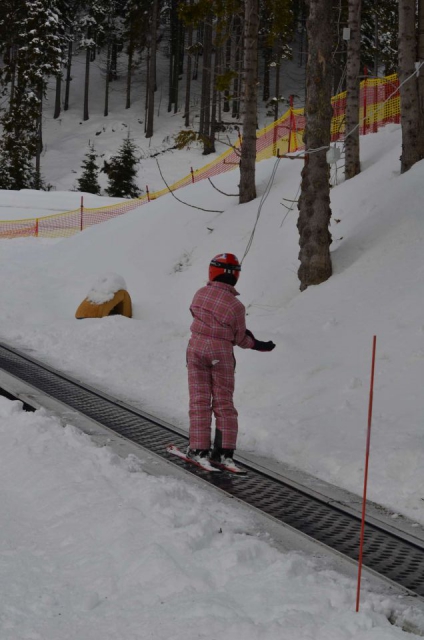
[0,124,423,528]
[2,396,422,640]
[3,28,424,640]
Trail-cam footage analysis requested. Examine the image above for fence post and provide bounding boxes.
[291,101,299,151]
[394,77,400,125]
[372,78,378,134]
[288,95,294,153]
[190,167,195,183]
[146,185,150,202]
[35,218,39,237]
[363,66,368,135]
[272,118,278,157]
[80,196,84,232]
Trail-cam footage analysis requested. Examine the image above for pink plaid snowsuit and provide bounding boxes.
[187,281,254,450]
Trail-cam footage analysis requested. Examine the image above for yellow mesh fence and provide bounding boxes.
[0,73,400,239]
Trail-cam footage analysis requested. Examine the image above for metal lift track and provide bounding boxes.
[0,342,424,597]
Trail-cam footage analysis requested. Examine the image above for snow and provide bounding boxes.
[86,272,127,304]
[1,124,424,637]
[0,397,421,640]
[0,36,423,639]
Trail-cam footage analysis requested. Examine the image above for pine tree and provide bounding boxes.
[77,143,101,194]
[105,136,141,198]
[0,0,64,189]
[361,0,397,75]
[0,84,38,189]
[78,0,111,121]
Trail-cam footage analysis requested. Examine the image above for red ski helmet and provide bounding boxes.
[209,253,241,282]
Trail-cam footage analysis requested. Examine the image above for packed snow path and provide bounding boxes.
[1,340,424,600]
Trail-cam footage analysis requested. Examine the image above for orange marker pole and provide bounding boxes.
[356,335,377,612]
[363,66,368,135]
[288,95,294,153]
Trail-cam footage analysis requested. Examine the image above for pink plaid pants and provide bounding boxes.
[187,336,238,450]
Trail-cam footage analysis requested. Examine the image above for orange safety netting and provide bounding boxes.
[0,74,400,239]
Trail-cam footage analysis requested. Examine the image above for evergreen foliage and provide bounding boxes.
[77,143,101,194]
[361,0,398,75]
[0,0,64,189]
[105,136,141,198]
[0,85,38,190]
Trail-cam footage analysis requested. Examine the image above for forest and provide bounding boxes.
[0,0,423,290]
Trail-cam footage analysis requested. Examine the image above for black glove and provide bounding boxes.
[252,339,276,352]
[245,329,256,340]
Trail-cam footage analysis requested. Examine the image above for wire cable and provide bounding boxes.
[241,157,281,263]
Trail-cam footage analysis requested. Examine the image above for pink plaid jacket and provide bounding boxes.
[190,281,254,349]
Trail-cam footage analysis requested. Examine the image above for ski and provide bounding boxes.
[210,458,247,475]
[166,445,221,472]
[166,445,247,475]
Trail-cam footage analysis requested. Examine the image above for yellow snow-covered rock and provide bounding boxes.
[76,273,132,319]
[75,289,132,319]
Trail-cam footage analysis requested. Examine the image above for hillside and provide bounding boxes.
[1,122,423,527]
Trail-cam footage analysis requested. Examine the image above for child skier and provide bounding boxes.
[187,253,276,468]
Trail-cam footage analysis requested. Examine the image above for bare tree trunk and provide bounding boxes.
[104,40,111,117]
[193,23,203,80]
[64,33,73,111]
[344,0,361,180]
[239,0,259,204]
[111,40,118,80]
[54,73,62,119]
[35,87,43,189]
[168,0,177,112]
[145,48,150,133]
[232,16,242,118]
[9,45,17,111]
[297,0,333,291]
[146,0,159,139]
[417,0,424,155]
[83,34,91,121]
[399,0,422,173]
[209,46,220,154]
[274,39,282,121]
[262,47,271,102]
[373,0,379,77]
[173,17,181,114]
[126,34,134,109]
[224,35,231,112]
[299,0,307,67]
[199,15,212,150]
[184,1,194,126]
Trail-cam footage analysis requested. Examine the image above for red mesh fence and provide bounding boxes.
[0,74,401,239]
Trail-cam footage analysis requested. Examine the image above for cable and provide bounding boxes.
[240,156,281,263]
[280,180,301,228]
